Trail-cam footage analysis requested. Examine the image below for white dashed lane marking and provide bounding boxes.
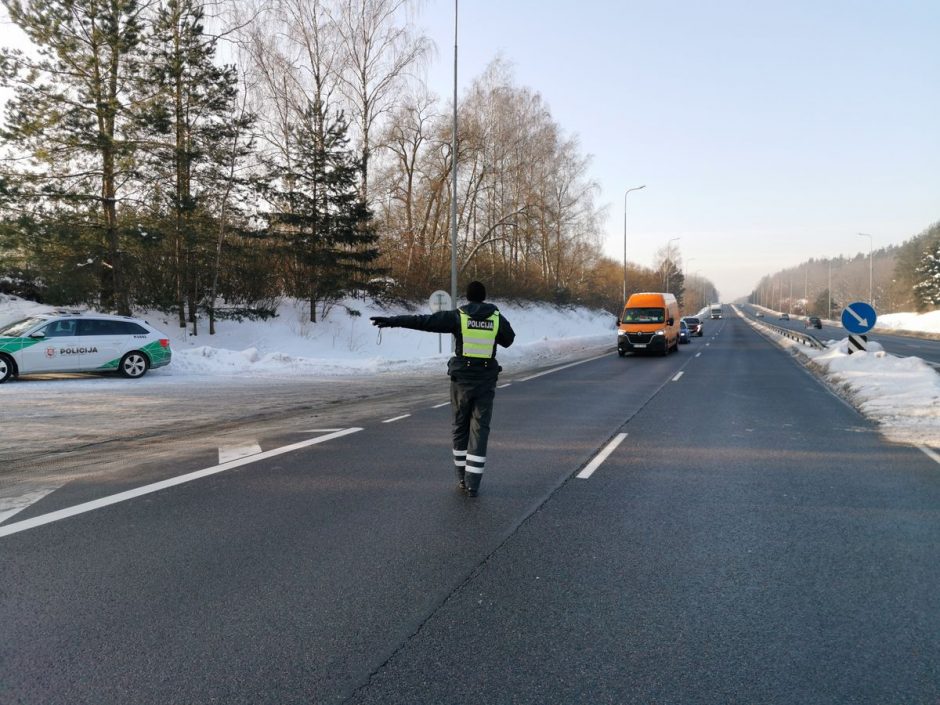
[382,414,411,423]
[576,433,628,480]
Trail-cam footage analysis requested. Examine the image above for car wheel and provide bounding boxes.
[618,349,625,357]
[0,354,12,383]
[119,351,149,378]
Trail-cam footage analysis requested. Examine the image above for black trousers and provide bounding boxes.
[450,376,497,484]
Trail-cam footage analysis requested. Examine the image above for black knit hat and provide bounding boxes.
[466,280,486,302]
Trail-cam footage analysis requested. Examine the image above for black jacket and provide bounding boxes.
[381,302,515,381]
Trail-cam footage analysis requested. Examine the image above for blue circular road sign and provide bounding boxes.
[841,301,877,335]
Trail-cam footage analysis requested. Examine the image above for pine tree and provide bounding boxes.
[1,0,149,314]
[913,240,940,311]
[263,106,382,322]
[142,0,249,333]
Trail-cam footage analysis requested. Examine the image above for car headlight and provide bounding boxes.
[654,329,665,336]
[618,330,626,336]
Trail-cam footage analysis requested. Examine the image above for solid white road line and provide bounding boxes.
[517,352,611,382]
[432,402,450,409]
[672,371,684,382]
[576,433,628,480]
[920,445,940,466]
[218,442,262,464]
[382,414,411,423]
[0,428,363,540]
[498,383,511,389]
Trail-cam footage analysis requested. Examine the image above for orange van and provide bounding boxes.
[617,292,680,356]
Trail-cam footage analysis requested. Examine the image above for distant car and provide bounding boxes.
[805,316,822,329]
[682,316,703,337]
[755,311,765,318]
[0,312,171,383]
[779,313,790,321]
[679,320,691,344]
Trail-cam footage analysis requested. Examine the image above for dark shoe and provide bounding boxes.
[457,479,467,492]
[464,473,481,497]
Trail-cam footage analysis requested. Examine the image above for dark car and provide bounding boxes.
[779,313,790,321]
[805,316,822,329]
[679,320,691,344]
[682,316,703,337]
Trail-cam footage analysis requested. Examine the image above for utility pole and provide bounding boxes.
[449,0,458,351]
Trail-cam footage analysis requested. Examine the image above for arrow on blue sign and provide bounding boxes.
[841,301,877,335]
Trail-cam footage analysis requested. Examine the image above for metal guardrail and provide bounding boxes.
[747,316,827,350]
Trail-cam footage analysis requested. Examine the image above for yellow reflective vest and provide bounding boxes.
[459,309,500,359]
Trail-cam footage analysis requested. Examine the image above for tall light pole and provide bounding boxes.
[665,237,680,293]
[449,0,459,351]
[622,185,646,303]
[450,1,458,304]
[858,233,873,305]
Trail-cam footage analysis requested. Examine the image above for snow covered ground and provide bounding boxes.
[876,310,940,337]
[0,295,615,379]
[0,295,616,378]
[3,294,939,448]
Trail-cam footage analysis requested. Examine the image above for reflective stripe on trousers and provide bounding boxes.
[451,377,496,476]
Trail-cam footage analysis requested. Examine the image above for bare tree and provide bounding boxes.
[331,0,431,203]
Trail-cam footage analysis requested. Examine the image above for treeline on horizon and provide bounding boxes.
[750,221,940,317]
[0,0,723,334]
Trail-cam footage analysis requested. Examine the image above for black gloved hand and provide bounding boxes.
[370,316,392,328]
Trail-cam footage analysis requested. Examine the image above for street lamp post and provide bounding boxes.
[665,237,680,293]
[858,233,873,305]
[622,185,646,303]
[450,0,459,343]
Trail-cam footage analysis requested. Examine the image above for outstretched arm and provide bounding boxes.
[370,311,458,335]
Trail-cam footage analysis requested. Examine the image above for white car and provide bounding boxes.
[0,312,171,383]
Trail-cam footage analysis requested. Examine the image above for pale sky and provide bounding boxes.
[2,2,937,302]
[418,0,940,301]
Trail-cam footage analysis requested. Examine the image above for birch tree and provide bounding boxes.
[332,0,430,203]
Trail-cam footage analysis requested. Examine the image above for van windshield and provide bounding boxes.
[622,307,665,323]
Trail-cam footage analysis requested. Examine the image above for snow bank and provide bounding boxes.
[806,340,940,446]
[876,310,940,337]
[0,295,616,378]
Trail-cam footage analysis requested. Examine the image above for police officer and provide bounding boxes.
[370,281,515,497]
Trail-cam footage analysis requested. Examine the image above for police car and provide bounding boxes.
[0,311,171,383]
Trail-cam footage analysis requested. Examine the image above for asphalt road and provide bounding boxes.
[2,309,939,704]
